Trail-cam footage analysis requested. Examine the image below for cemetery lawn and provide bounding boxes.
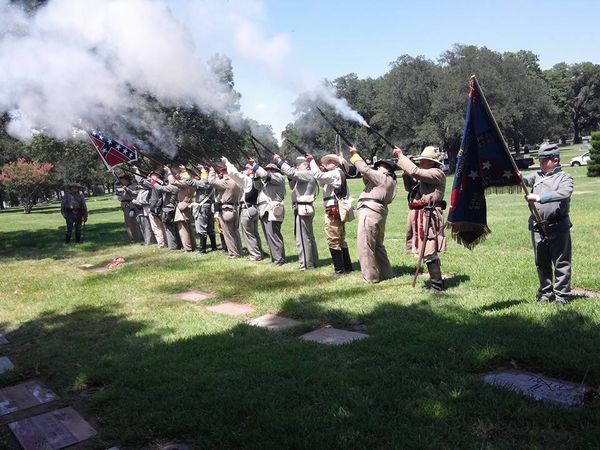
[0,165,599,449]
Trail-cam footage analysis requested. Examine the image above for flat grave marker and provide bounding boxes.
[484,369,589,407]
[299,327,369,346]
[9,407,97,450]
[88,267,108,274]
[206,302,255,317]
[571,288,600,299]
[175,290,215,302]
[160,444,191,450]
[0,356,15,374]
[0,381,58,416]
[248,314,302,330]
[78,264,94,269]
[0,333,8,344]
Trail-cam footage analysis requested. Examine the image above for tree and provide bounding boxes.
[544,62,600,143]
[588,131,600,177]
[0,158,53,213]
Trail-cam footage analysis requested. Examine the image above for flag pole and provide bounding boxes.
[470,75,548,236]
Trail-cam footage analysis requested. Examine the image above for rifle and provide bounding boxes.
[250,134,278,157]
[315,106,354,147]
[412,205,434,288]
[365,124,395,149]
[285,138,308,156]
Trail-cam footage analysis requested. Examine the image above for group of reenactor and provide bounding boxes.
[105,144,450,292]
[62,142,574,301]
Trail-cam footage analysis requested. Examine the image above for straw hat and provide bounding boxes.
[414,146,442,165]
[320,154,349,173]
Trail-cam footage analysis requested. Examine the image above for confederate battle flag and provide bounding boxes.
[88,131,138,170]
[446,76,521,249]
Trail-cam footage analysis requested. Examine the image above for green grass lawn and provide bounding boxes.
[0,167,599,449]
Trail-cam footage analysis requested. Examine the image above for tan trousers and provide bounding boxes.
[357,207,392,283]
[324,212,347,251]
[148,214,167,248]
[176,220,196,252]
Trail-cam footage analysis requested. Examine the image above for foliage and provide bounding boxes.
[588,130,600,177]
[0,157,53,212]
[544,62,600,143]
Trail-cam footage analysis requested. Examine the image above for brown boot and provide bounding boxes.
[426,259,444,293]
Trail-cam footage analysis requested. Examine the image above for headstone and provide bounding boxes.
[0,381,58,416]
[484,370,588,406]
[0,333,8,344]
[206,302,255,317]
[0,356,14,373]
[248,314,302,330]
[175,290,215,302]
[299,327,369,346]
[9,407,97,450]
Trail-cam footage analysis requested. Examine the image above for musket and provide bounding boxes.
[412,205,434,288]
[176,144,203,166]
[250,134,278,156]
[285,138,308,156]
[315,106,354,147]
[365,124,395,149]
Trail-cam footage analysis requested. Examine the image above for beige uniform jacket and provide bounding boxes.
[354,159,395,216]
[396,153,447,258]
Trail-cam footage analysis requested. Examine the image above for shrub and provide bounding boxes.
[588,131,600,177]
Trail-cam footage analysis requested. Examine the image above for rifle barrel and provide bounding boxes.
[251,135,277,156]
[367,126,395,148]
[285,138,308,156]
[315,107,354,147]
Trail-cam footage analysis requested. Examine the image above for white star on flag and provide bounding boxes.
[482,161,491,170]
[468,170,479,180]
[503,170,513,178]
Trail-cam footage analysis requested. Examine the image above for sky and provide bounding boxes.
[168,0,599,139]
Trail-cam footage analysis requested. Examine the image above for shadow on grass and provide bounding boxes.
[1,296,599,449]
[0,221,133,260]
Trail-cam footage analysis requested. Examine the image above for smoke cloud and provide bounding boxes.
[0,0,367,150]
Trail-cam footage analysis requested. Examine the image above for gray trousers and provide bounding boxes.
[357,207,392,283]
[261,213,285,265]
[164,221,181,250]
[122,207,142,242]
[294,210,319,270]
[531,229,572,299]
[220,211,243,258]
[240,208,263,260]
[194,204,214,236]
[137,215,157,246]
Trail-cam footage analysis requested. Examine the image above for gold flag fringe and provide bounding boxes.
[446,221,492,250]
[484,185,521,195]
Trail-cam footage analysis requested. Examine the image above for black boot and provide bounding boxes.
[219,233,228,252]
[209,234,217,251]
[330,248,345,276]
[75,233,81,243]
[197,235,207,254]
[341,247,354,272]
[65,233,71,244]
[426,259,444,293]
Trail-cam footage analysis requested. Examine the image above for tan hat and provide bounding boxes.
[414,146,442,165]
[320,154,349,174]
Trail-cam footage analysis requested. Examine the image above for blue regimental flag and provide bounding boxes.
[447,76,521,249]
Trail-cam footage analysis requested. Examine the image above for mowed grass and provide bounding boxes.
[0,165,599,449]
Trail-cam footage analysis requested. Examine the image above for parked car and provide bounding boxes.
[570,152,591,167]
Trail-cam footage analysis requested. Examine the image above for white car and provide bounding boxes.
[570,152,590,167]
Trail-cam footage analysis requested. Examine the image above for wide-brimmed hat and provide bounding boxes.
[414,146,442,165]
[538,144,560,159]
[373,159,399,172]
[66,182,80,189]
[212,163,227,172]
[295,156,307,165]
[320,154,349,174]
[264,163,282,172]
